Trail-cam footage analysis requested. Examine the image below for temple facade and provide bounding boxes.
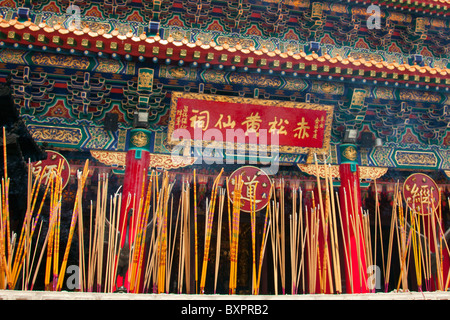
[0,0,449,295]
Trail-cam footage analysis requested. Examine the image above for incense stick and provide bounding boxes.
[385,183,399,292]
[200,169,223,294]
[214,188,225,294]
[56,160,89,291]
[229,174,243,294]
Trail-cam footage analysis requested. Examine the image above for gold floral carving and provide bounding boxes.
[28,125,82,145]
[311,81,344,95]
[138,69,154,88]
[90,150,197,170]
[394,151,438,167]
[228,73,283,88]
[358,166,389,180]
[0,49,25,64]
[297,163,340,178]
[168,92,334,155]
[90,150,127,166]
[96,59,122,74]
[445,171,450,179]
[399,90,441,103]
[149,154,197,169]
[31,53,90,69]
[297,164,388,180]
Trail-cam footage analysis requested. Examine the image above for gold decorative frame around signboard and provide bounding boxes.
[167,92,334,155]
[90,150,197,170]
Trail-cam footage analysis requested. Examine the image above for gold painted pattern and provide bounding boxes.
[97,59,122,73]
[130,131,149,148]
[28,125,82,145]
[90,150,198,169]
[399,90,441,103]
[394,150,438,167]
[297,164,388,180]
[0,49,25,64]
[0,17,447,79]
[31,53,90,69]
[342,145,357,161]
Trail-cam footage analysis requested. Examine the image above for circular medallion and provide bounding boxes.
[342,145,357,161]
[403,173,439,215]
[30,150,71,189]
[130,131,149,148]
[227,166,272,213]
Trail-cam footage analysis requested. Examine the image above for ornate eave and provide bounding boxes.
[342,0,450,15]
[0,17,448,87]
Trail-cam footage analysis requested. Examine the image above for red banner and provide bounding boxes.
[168,93,333,154]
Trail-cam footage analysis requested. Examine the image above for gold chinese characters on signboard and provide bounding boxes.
[168,92,333,155]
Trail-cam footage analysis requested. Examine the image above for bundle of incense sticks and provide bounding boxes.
[200,168,223,294]
[1,129,57,290]
[193,169,198,294]
[327,163,341,294]
[156,172,172,293]
[374,181,450,293]
[313,154,332,294]
[410,206,422,292]
[177,178,190,294]
[289,187,300,294]
[13,160,52,290]
[255,185,272,295]
[129,169,155,293]
[250,182,258,295]
[104,190,122,293]
[395,188,409,291]
[228,174,243,294]
[384,182,399,292]
[373,180,386,293]
[269,181,286,295]
[165,178,178,294]
[143,172,159,293]
[87,173,108,292]
[0,127,9,289]
[279,179,286,294]
[214,188,225,294]
[3,135,450,296]
[55,160,90,291]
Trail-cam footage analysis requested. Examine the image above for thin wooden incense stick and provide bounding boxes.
[385,183,399,292]
[193,169,198,294]
[229,174,243,295]
[255,185,273,295]
[214,188,225,294]
[200,169,223,293]
[56,160,89,291]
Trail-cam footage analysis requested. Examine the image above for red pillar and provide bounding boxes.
[338,144,369,293]
[116,128,153,292]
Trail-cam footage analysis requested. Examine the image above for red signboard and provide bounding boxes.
[227,166,272,213]
[30,150,71,189]
[403,173,440,214]
[168,92,333,154]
